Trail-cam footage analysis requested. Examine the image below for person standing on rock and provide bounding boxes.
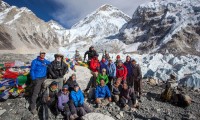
[124,55,133,87]
[47,54,68,90]
[84,54,99,95]
[84,46,97,64]
[42,81,59,119]
[116,60,127,83]
[95,79,112,107]
[30,51,50,115]
[119,82,137,110]
[107,58,116,89]
[131,59,142,99]
[70,83,92,117]
[57,85,78,120]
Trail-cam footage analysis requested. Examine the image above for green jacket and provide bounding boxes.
[96,74,109,85]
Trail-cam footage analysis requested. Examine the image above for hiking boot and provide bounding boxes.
[70,114,78,120]
[122,105,130,111]
[73,114,78,119]
[96,104,100,108]
[31,109,37,117]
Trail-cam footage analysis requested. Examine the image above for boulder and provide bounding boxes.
[82,113,115,120]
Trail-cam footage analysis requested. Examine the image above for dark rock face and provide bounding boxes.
[0,26,15,50]
[120,0,200,56]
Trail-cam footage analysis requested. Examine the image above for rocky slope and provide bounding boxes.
[0,0,61,53]
[120,0,200,56]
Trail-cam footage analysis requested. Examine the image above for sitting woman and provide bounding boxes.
[64,73,78,92]
[96,68,109,85]
[57,85,78,120]
[119,82,138,110]
[70,83,92,117]
[95,79,111,107]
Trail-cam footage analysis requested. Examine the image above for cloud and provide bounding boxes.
[51,0,151,28]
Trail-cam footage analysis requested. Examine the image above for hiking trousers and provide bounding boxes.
[30,77,45,111]
[76,103,92,117]
[134,80,142,97]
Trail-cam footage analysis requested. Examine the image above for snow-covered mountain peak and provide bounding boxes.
[47,20,65,30]
[72,4,130,28]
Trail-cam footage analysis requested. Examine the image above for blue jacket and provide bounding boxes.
[124,61,132,77]
[107,62,116,77]
[95,85,111,99]
[70,89,84,107]
[30,57,50,80]
[99,60,108,73]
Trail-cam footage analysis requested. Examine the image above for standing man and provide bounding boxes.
[30,51,50,116]
[84,46,97,64]
[124,55,133,87]
[131,59,142,99]
[48,54,68,90]
[107,58,116,89]
[116,60,127,83]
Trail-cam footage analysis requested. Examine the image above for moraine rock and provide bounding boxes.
[82,113,115,120]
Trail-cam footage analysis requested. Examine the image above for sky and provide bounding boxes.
[3,0,150,28]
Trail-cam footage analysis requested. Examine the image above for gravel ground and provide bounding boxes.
[0,82,199,120]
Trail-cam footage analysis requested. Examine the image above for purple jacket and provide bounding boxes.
[58,91,70,111]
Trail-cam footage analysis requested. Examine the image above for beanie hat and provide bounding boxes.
[62,85,69,89]
[116,55,120,59]
[50,81,58,86]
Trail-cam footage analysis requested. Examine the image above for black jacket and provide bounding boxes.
[48,60,68,79]
[131,64,142,81]
[84,47,97,61]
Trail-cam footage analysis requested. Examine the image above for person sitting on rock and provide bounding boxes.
[95,79,111,107]
[111,78,122,103]
[64,73,78,92]
[74,50,82,62]
[47,54,68,90]
[42,81,59,119]
[119,82,137,110]
[96,68,109,85]
[70,83,92,117]
[58,85,78,120]
[116,60,127,83]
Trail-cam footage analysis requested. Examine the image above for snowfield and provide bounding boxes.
[43,51,200,89]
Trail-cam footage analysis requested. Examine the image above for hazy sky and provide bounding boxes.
[4,0,151,28]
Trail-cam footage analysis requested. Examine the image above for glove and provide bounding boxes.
[78,103,83,107]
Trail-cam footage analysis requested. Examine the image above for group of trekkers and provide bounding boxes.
[29,45,142,120]
[83,46,142,109]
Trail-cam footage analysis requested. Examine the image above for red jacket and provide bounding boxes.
[90,58,100,72]
[116,65,127,80]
